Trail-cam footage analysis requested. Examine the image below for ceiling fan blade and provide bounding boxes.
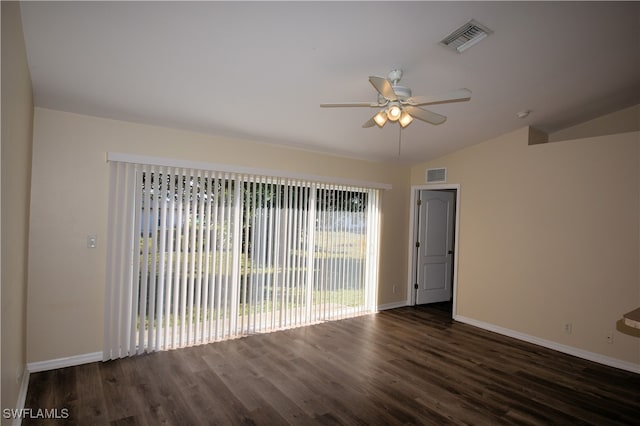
[405,88,472,106]
[404,106,447,125]
[362,115,377,128]
[320,102,380,108]
[369,76,398,101]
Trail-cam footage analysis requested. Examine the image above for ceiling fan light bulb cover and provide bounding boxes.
[387,104,401,121]
[399,111,413,128]
[373,111,388,127]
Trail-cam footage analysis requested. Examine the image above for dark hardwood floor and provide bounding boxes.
[24,305,640,425]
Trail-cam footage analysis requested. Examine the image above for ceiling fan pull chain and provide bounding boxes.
[398,127,402,157]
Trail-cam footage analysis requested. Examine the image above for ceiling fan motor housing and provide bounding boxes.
[377,85,412,104]
[393,85,412,100]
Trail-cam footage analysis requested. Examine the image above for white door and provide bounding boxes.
[415,190,455,304]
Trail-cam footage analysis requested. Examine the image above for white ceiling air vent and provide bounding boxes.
[426,167,447,184]
[440,20,493,53]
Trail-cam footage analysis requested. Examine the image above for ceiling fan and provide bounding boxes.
[320,69,471,128]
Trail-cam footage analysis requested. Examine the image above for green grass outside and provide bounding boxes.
[136,230,368,331]
[138,288,364,330]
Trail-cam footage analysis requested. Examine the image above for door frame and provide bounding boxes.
[407,184,461,318]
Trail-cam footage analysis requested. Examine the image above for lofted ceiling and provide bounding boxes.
[19,1,640,164]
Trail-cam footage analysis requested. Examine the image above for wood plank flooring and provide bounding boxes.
[24,305,640,425]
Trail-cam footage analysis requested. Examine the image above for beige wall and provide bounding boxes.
[411,126,640,365]
[549,104,640,143]
[27,105,639,367]
[27,107,410,362]
[1,1,34,416]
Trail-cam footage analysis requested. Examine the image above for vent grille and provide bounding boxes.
[440,20,493,53]
[426,168,447,183]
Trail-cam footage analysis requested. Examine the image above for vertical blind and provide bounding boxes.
[104,161,381,360]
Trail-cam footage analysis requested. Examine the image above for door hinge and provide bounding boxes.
[415,241,420,248]
[417,199,422,206]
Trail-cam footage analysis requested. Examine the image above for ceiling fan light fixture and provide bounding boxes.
[373,110,388,127]
[399,111,413,128]
[387,103,401,121]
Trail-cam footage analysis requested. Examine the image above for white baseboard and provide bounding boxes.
[21,315,639,380]
[455,315,640,374]
[27,352,102,373]
[12,367,30,426]
[377,300,407,311]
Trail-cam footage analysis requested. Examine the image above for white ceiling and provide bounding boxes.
[19,1,640,164]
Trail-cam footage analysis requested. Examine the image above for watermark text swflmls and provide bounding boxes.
[2,408,70,419]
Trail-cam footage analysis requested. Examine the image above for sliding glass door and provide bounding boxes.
[104,162,380,359]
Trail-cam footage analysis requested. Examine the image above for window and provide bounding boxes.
[104,161,381,359]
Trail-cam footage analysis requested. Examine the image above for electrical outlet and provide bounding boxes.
[606,331,614,344]
[392,285,397,294]
[563,323,572,334]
